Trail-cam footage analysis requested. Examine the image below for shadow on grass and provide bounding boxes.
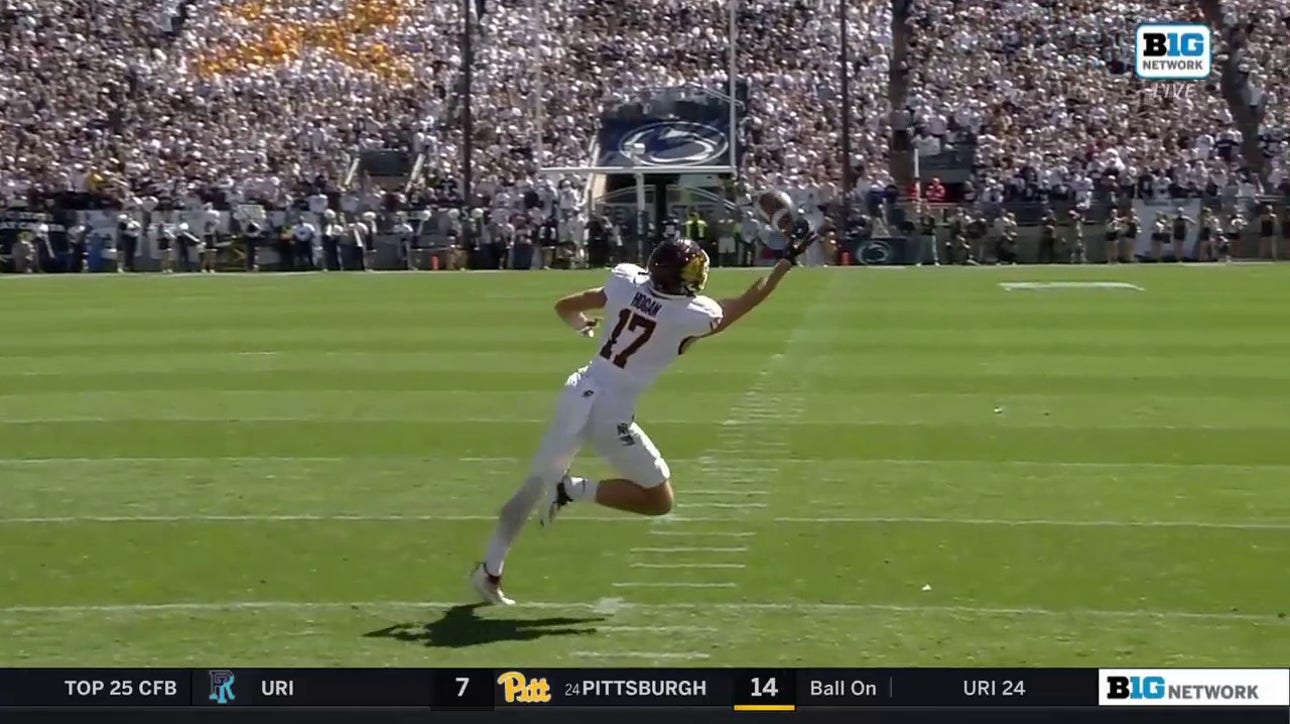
[363,603,605,649]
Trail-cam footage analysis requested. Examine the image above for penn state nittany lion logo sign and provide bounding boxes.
[619,122,728,167]
[858,240,892,265]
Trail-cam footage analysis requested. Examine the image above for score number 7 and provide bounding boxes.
[599,309,656,368]
[456,677,470,697]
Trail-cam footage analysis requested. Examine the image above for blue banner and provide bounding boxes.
[597,96,737,169]
[844,236,918,265]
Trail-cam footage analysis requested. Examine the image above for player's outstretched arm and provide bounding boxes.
[554,287,607,337]
[709,258,793,336]
[708,217,815,336]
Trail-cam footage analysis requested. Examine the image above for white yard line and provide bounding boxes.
[0,514,512,524]
[3,514,1283,530]
[649,531,757,538]
[572,652,711,660]
[594,625,718,633]
[773,516,1290,529]
[0,456,364,464]
[0,599,1274,622]
[999,281,1144,292]
[629,547,749,553]
[0,415,712,425]
[1,415,1257,431]
[629,563,747,569]
[610,582,738,589]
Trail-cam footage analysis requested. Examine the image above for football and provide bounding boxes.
[756,189,796,234]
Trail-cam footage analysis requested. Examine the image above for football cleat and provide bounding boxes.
[539,475,574,528]
[470,562,515,606]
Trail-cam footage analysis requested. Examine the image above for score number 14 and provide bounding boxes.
[751,677,780,697]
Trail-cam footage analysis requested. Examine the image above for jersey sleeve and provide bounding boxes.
[604,263,647,305]
[689,295,724,337]
[609,263,645,283]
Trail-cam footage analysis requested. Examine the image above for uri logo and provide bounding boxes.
[208,670,236,705]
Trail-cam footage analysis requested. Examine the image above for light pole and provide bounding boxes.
[461,0,474,206]
[840,0,852,226]
[626,142,648,262]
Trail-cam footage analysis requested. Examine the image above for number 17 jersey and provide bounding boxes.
[584,263,723,400]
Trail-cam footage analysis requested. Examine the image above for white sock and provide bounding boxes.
[482,474,547,578]
[483,542,506,578]
[565,476,599,502]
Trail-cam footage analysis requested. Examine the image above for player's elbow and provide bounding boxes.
[555,287,607,317]
[713,296,759,334]
[552,295,583,319]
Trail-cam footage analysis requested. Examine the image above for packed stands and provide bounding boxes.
[1,0,1287,207]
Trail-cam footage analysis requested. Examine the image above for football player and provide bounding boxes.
[471,216,817,605]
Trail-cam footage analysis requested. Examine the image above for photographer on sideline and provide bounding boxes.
[12,230,35,273]
[66,224,87,273]
[916,202,939,266]
[293,217,318,271]
[243,221,263,272]
[322,210,344,271]
[393,212,415,270]
[177,223,203,272]
[153,221,174,273]
[361,211,380,270]
[118,215,141,272]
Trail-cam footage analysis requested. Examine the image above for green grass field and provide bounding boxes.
[3,265,1288,668]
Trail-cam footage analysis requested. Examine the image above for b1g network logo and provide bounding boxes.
[1135,23,1211,80]
[1100,669,1290,707]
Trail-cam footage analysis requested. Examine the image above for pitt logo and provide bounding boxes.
[497,672,552,704]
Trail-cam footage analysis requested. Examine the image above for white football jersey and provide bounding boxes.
[584,264,722,399]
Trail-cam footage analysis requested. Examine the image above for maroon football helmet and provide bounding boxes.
[647,238,710,296]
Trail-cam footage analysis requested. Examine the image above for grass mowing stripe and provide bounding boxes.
[3,415,1286,432]
[3,514,1285,530]
[0,599,1275,622]
[7,455,1290,471]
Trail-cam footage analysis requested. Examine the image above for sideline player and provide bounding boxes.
[471,214,816,605]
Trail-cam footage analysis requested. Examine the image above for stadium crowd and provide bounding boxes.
[1,0,1288,209]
